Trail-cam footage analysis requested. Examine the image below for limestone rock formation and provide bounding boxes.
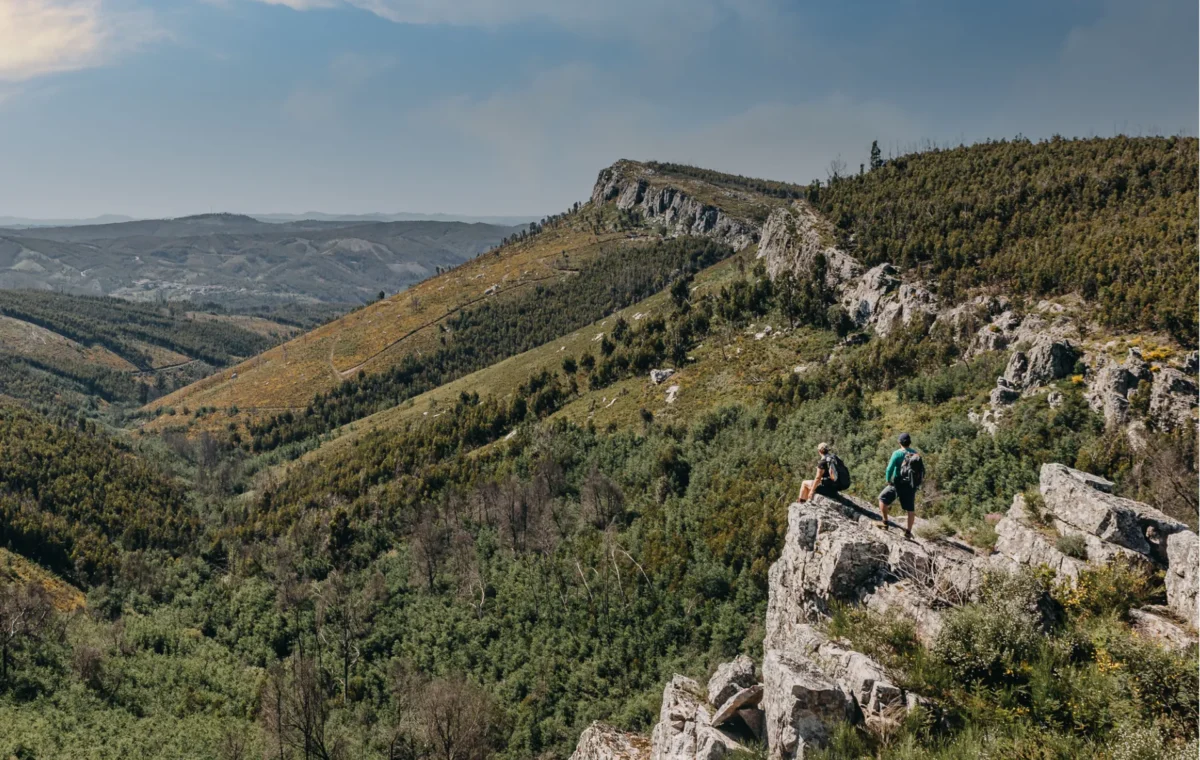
[1085,349,1151,426]
[1149,367,1199,431]
[838,264,939,337]
[650,368,676,385]
[757,203,861,288]
[707,654,756,707]
[762,649,848,759]
[711,685,763,727]
[1039,463,1187,562]
[570,722,651,760]
[649,676,746,760]
[591,162,759,250]
[996,337,1080,400]
[1165,530,1199,628]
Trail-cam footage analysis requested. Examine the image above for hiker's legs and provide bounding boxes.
[878,500,889,526]
[799,479,814,501]
[899,486,916,536]
[906,510,915,533]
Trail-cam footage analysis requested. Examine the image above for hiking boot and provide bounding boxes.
[903,530,913,540]
[878,519,889,531]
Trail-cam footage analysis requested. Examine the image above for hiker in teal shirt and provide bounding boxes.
[877,432,923,539]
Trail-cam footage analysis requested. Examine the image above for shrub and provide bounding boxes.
[1055,533,1088,560]
[1054,558,1158,620]
[916,516,955,542]
[934,570,1047,685]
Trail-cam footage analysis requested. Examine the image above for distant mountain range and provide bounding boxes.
[0,211,540,228]
[0,213,522,307]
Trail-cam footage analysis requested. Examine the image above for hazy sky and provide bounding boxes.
[1,0,1196,219]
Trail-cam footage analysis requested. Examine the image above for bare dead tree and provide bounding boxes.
[417,677,499,760]
[260,653,340,760]
[0,581,54,685]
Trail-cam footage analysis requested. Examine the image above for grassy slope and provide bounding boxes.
[143,226,633,427]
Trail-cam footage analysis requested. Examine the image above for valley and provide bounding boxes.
[0,137,1196,760]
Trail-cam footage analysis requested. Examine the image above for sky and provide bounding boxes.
[0,0,1196,219]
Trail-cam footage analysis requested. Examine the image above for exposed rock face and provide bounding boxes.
[839,264,939,337]
[1039,463,1187,563]
[757,203,861,288]
[765,495,981,651]
[998,337,1080,397]
[711,685,763,727]
[650,676,745,760]
[994,494,1088,581]
[707,654,756,707]
[1128,607,1198,649]
[1165,530,1199,628]
[592,162,760,250]
[571,722,651,760]
[762,649,848,759]
[650,368,676,385]
[1149,367,1198,431]
[1086,349,1151,426]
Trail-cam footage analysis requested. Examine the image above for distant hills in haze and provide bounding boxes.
[0,211,540,228]
[0,212,524,307]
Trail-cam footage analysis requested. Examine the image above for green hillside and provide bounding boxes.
[0,138,1196,759]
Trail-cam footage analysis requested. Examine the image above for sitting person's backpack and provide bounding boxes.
[899,450,925,489]
[824,453,851,492]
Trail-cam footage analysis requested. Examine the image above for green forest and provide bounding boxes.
[0,138,1196,759]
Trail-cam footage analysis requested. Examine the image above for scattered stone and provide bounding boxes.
[570,722,651,760]
[1046,390,1064,408]
[650,369,676,385]
[707,655,757,707]
[666,385,681,404]
[484,284,499,295]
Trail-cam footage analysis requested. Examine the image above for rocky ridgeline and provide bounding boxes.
[589,162,1199,435]
[569,464,1199,760]
[591,162,760,250]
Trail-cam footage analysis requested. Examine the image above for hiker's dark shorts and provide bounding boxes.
[814,482,842,498]
[879,484,916,512]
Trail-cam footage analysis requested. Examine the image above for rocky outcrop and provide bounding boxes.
[1149,367,1198,431]
[762,649,849,759]
[592,162,759,250]
[1039,463,1187,563]
[571,723,651,760]
[1002,337,1080,393]
[707,655,756,707]
[1165,530,1199,628]
[1085,349,1151,426]
[839,264,939,336]
[757,203,861,288]
[1129,607,1198,649]
[650,676,747,760]
[650,368,676,385]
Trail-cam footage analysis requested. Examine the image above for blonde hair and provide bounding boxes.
[817,442,830,454]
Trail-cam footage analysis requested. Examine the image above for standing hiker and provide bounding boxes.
[798,442,851,502]
[878,432,924,539]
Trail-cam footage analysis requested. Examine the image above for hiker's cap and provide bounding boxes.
[898,432,912,446]
[817,442,829,454]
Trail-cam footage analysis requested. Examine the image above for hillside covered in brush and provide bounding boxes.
[0,136,1196,760]
[0,290,313,412]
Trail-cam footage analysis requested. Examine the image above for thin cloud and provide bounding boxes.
[0,0,159,83]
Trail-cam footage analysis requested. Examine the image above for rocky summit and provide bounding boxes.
[571,462,1199,759]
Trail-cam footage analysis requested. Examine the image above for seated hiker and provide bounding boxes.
[878,432,924,539]
[798,443,850,502]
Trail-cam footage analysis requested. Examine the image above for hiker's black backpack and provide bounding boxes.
[824,453,851,491]
[899,450,925,489]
